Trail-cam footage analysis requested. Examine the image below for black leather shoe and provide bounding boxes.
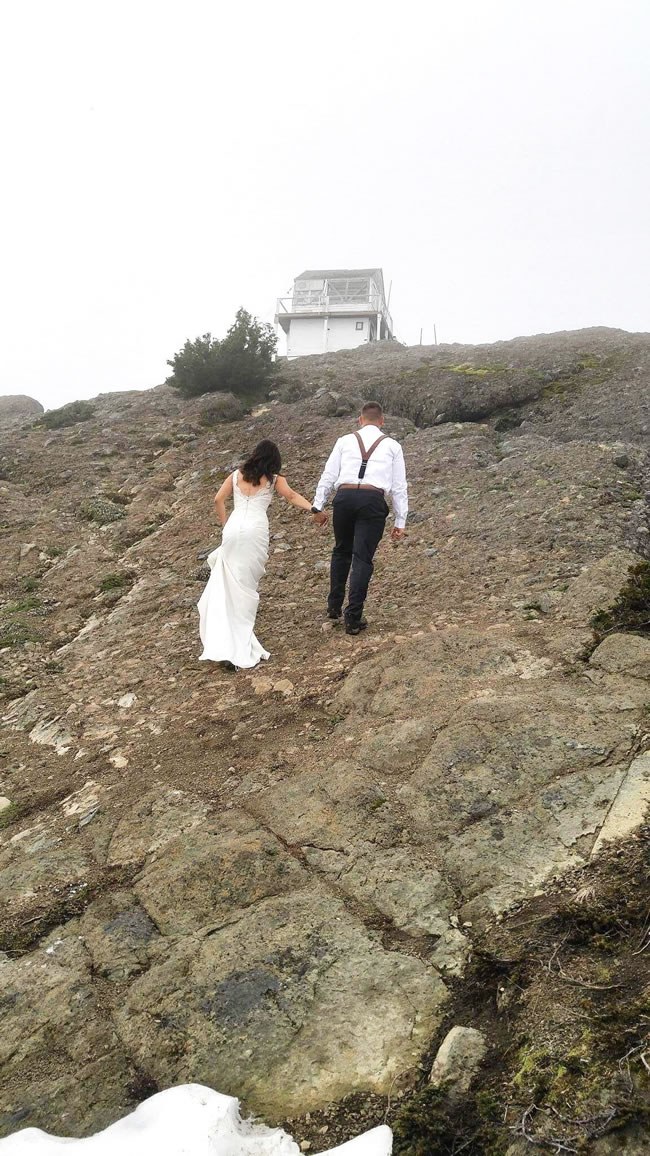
[327,609,342,621]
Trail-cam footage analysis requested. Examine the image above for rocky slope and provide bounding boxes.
[1,328,649,1152]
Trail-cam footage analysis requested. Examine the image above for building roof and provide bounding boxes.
[296,268,383,282]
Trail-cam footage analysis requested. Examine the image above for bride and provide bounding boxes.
[198,439,317,669]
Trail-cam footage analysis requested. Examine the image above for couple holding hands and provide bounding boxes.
[198,402,408,669]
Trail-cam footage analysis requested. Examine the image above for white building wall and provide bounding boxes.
[286,315,375,359]
[286,317,326,359]
[326,316,371,352]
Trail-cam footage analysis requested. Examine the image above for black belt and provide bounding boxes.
[337,483,385,493]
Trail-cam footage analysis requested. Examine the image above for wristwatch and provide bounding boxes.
[310,506,321,514]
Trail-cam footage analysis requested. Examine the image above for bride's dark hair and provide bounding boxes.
[240,439,282,486]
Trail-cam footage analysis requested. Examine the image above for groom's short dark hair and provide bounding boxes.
[361,402,383,422]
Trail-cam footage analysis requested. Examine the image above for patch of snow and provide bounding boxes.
[0,1086,392,1155]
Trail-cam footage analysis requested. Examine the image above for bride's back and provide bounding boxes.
[233,469,274,511]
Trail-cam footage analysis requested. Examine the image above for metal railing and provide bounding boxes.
[275,295,393,334]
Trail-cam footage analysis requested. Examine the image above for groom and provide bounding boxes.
[311,402,408,635]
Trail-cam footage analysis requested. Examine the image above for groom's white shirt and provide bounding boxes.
[313,424,409,528]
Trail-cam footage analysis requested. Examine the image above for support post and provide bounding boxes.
[376,312,382,342]
[323,316,329,353]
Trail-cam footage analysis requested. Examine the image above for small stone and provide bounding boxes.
[429,1026,487,1098]
[273,679,294,696]
[614,453,629,468]
[19,542,37,559]
[117,693,137,709]
[0,796,12,814]
[253,677,274,696]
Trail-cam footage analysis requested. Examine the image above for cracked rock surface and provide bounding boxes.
[1,327,649,1139]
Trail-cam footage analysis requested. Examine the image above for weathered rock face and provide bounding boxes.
[0,330,649,1144]
[278,327,650,445]
[0,394,43,428]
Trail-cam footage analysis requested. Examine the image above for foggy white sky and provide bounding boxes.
[1,0,648,410]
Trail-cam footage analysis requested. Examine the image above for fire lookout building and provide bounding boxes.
[275,268,394,359]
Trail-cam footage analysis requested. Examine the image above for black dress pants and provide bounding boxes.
[328,489,389,623]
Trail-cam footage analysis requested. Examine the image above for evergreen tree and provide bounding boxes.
[166,308,277,400]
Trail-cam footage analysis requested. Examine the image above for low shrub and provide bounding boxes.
[99,571,135,592]
[79,498,126,525]
[591,561,650,643]
[39,400,96,429]
[0,621,41,648]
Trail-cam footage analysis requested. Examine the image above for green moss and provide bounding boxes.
[392,1085,457,1155]
[446,363,493,377]
[44,545,64,558]
[540,354,617,400]
[541,376,581,399]
[512,1046,554,1097]
[475,1088,501,1123]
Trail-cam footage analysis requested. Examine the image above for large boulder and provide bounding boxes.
[0,395,43,427]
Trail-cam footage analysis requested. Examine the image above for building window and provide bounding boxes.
[355,321,364,330]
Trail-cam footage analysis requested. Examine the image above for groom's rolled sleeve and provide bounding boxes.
[313,440,342,510]
[391,446,408,528]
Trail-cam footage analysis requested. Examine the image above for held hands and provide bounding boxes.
[391,527,406,542]
[312,511,328,527]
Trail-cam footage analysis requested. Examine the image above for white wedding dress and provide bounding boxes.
[198,470,274,668]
